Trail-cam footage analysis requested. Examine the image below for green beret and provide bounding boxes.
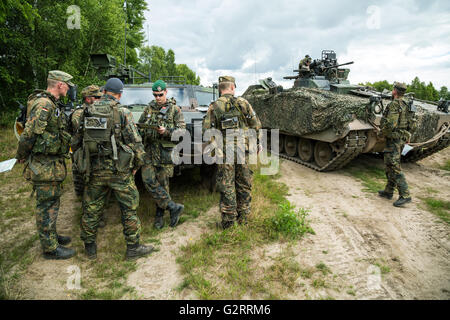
[394,82,407,93]
[81,85,101,98]
[48,70,74,86]
[152,80,167,92]
[219,76,236,88]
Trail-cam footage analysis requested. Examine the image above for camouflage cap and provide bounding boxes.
[48,70,74,87]
[152,80,167,92]
[219,76,236,88]
[394,82,407,93]
[81,85,102,98]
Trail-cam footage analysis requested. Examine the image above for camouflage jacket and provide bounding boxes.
[16,91,71,183]
[138,100,186,166]
[203,94,262,159]
[16,91,71,160]
[380,97,412,141]
[82,95,146,173]
[70,103,88,134]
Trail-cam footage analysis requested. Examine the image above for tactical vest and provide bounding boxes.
[142,101,177,147]
[29,92,70,156]
[80,97,134,174]
[83,98,121,159]
[213,96,248,131]
[396,99,408,131]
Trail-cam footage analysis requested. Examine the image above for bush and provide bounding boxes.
[0,110,18,128]
[265,202,314,240]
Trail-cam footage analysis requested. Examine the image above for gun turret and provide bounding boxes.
[90,53,151,84]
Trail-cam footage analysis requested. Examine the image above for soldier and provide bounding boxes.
[299,55,312,72]
[69,85,107,226]
[378,82,415,207]
[78,78,154,260]
[203,76,262,229]
[16,70,76,260]
[138,80,185,230]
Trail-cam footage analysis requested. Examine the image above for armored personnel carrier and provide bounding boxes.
[243,50,450,171]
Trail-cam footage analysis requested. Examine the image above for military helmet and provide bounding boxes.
[219,76,236,88]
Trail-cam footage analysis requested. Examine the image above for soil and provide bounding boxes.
[13,148,450,300]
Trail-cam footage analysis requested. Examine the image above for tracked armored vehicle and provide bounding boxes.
[243,50,450,171]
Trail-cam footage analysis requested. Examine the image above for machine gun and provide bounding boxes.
[437,99,449,113]
[90,53,151,84]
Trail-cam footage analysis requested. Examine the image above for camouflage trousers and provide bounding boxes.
[216,163,253,223]
[141,164,173,210]
[34,182,62,252]
[81,172,141,245]
[383,138,410,198]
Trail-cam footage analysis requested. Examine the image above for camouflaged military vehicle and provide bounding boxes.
[242,50,450,171]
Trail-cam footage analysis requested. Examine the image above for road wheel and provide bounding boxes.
[284,135,298,157]
[297,138,314,162]
[314,141,333,168]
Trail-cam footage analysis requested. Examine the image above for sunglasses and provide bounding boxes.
[153,93,164,97]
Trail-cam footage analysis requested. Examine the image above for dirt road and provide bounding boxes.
[14,149,450,300]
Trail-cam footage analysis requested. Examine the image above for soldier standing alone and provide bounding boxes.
[78,78,154,260]
[378,82,416,207]
[16,70,76,260]
[138,80,185,230]
[203,76,262,229]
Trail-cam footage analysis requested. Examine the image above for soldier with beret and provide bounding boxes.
[16,70,76,259]
[77,78,155,260]
[378,82,416,207]
[138,80,185,230]
[203,76,262,229]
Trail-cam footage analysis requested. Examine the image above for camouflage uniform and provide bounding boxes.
[299,55,312,72]
[203,76,261,227]
[70,85,102,198]
[380,83,412,199]
[16,71,73,253]
[79,94,146,245]
[138,99,186,211]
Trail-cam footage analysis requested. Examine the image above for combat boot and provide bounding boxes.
[126,243,155,260]
[84,242,97,260]
[168,201,184,228]
[220,220,235,230]
[393,196,412,207]
[57,235,72,246]
[378,190,393,200]
[237,213,248,226]
[43,246,76,260]
[154,207,165,230]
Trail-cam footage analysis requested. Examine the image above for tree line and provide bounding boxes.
[0,0,200,115]
[360,77,450,102]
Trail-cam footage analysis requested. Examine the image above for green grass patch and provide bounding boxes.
[176,168,314,299]
[345,166,386,193]
[441,160,450,172]
[420,197,450,224]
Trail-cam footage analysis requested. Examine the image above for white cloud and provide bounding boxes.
[143,0,450,94]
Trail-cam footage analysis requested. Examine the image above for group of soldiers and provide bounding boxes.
[15,71,262,261]
[15,69,413,261]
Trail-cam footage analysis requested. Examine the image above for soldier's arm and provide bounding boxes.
[70,108,84,133]
[121,108,146,169]
[202,103,217,133]
[138,106,148,124]
[16,99,52,160]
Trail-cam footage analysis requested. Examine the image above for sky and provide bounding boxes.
[142,0,450,95]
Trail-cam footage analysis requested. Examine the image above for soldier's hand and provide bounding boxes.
[157,126,166,135]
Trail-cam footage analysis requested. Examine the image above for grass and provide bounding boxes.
[420,197,450,225]
[176,166,315,299]
[344,165,386,194]
[441,160,450,172]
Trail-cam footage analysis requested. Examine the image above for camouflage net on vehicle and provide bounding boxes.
[244,88,444,142]
[245,88,371,135]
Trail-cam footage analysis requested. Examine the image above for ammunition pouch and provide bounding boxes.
[221,116,239,130]
[32,131,63,155]
[160,142,175,165]
[59,130,72,155]
[116,144,135,173]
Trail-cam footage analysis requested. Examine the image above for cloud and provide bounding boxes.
[144,0,450,94]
